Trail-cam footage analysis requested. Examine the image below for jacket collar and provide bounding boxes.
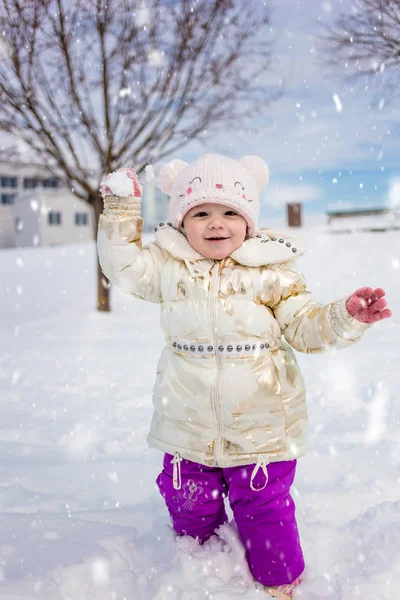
[154,223,304,272]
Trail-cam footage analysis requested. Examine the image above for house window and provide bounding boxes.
[42,178,59,188]
[24,177,39,189]
[74,212,88,226]
[48,211,62,225]
[1,176,18,188]
[1,193,15,204]
[15,216,23,232]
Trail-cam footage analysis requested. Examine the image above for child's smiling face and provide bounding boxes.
[182,203,247,260]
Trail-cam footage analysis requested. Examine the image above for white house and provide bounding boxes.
[13,189,94,248]
[0,162,92,249]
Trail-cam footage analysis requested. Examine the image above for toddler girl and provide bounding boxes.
[97,154,391,598]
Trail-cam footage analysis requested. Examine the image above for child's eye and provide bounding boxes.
[192,210,238,217]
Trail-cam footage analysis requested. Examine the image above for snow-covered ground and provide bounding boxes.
[0,226,399,599]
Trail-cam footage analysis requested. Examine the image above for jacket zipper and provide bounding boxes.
[210,260,223,466]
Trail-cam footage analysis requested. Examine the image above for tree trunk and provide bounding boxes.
[92,192,111,312]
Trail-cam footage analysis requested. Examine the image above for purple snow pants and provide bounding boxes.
[156,453,305,587]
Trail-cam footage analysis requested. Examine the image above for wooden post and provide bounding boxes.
[287,203,302,227]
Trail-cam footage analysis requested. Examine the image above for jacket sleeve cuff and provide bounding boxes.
[329,297,372,341]
[103,195,141,219]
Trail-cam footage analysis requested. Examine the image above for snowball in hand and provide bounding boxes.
[100,167,142,198]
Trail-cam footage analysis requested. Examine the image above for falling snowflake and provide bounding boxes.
[332,94,343,112]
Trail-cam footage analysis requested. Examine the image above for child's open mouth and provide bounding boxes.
[205,237,228,243]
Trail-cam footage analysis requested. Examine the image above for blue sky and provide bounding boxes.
[181,0,400,226]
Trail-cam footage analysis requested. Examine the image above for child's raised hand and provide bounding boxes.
[346,287,392,323]
[99,167,142,219]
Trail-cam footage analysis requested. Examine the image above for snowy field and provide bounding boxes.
[0,226,399,599]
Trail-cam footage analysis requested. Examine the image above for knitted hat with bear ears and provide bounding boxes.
[157,153,269,237]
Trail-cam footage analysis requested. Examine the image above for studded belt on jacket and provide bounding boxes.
[170,339,274,356]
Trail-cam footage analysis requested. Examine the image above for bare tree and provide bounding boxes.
[0,0,279,311]
[318,0,400,101]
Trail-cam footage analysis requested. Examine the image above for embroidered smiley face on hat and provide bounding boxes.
[157,153,269,237]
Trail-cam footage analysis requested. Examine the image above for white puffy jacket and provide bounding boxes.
[97,215,370,487]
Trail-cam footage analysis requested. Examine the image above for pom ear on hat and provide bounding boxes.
[157,159,188,194]
[240,155,269,190]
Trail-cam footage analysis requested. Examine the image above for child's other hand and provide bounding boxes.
[346,287,392,323]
